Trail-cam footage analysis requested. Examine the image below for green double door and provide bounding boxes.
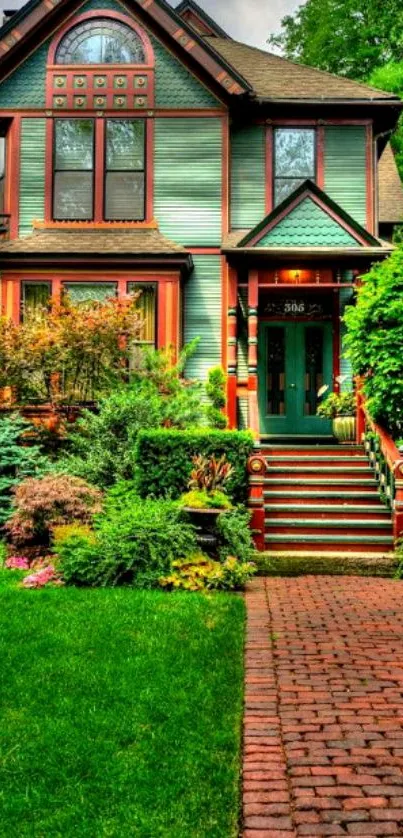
[258,321,333,436]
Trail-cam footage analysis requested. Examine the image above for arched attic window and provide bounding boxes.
[55,18,146,65]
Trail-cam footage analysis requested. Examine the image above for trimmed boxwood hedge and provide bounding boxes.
[134,429,254,505]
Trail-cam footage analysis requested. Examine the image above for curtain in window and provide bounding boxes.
[128,283,155,344]
[22,283,51,320]
[53,120,94,220]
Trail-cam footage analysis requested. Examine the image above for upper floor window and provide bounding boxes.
[55,19,146,65]
[53,117,145,222]
[274,128,316,206]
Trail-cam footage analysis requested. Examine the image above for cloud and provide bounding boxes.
[168,0,301,49]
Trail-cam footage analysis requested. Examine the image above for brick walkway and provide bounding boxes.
[243,576,403,837]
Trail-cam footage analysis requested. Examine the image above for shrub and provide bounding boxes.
[62,349,205,488]
[55,495,198,588]
[6,474,102,548]
[159,553,256,592]
[344,248,403,437]
[317,392,356,419]
[135,429,254,505]
[181,489,232,510]
[206,367,227,429]
[0,414,50,526]
[189,455,233,493]
[216,508,254,563]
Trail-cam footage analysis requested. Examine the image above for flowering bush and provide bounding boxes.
[5,556,30,570]
[22,563,63,589]
[6,473,102,548]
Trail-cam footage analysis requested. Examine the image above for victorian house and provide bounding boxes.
[0,0,402,552]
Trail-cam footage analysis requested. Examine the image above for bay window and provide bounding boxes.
[128,282,156,346]
[21,282,51,320]
[53,117,146,222]
[274,128,316,206]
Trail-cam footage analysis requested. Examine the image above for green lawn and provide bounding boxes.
[0,571,245,837]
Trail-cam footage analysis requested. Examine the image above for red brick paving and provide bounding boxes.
[243,577,403,837]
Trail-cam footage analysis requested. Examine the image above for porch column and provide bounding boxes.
[248,269,260,435]
[226,267,238,429]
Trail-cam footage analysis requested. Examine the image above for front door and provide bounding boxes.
[258,321,333,435]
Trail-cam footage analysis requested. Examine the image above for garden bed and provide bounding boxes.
[0,572,244,837]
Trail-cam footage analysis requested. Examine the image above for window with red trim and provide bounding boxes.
[53,117,146,221]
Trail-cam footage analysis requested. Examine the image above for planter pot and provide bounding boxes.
[182,507,227,557]
[333,415,356,444]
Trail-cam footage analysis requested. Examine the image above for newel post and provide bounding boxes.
[248,453,266,552]
[247,270,260,435]
[393,460,403,545]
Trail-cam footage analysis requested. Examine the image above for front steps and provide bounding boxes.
[258,444,395,558]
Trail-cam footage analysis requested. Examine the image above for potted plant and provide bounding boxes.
[317,391,356,443]
[180,455,233,554]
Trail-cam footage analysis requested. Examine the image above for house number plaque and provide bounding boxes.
[261,295,331,319]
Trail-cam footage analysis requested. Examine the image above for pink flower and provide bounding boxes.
[5,556,30,570]
[22,564,62,589]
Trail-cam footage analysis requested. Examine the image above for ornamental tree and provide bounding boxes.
[0,294,143,405]
[344,247,403,437]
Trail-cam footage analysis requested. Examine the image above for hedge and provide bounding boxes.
[134,429,254,505]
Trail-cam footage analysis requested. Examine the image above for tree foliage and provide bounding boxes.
[344,248,403,437]
[269,0,403,81]
[368,63,403,180]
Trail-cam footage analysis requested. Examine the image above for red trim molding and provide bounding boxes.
[265,125,273,215]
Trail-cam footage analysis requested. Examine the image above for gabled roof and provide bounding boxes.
[238,181,381,249]
[379,144,403,225]
[0,0,250,97]
[205,38,400,102]
[176,0,230,39]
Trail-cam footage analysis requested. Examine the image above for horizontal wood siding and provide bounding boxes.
[339,286,354,392]
[231,126,265,229]
[154,118,222,246]
[324,127,367,226]
[19,118,46,236]
[184,255,222,379]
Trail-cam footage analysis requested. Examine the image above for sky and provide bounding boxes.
[169,0,302,50]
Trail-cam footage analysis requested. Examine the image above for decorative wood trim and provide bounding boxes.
[265,125,273,215]
[47,10,155,67]
[332,289,341,391]
[95,117,105,222]
[145,116,154,221]
[227,264,238,429]
[221,256,228,375]
[33,218,159,229]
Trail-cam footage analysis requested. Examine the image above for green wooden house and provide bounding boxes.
[0,0,402,553]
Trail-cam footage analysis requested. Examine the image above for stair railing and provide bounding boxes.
[358,390,403,544]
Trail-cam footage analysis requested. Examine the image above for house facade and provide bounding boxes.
[0,0,402,440]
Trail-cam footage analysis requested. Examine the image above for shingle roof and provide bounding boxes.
[378,144,403,224]
[205,38,397,101]
[0,227,189,254]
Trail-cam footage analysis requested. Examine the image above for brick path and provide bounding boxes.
[243,576,403,837]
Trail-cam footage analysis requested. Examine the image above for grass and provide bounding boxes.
[0,570,245,837]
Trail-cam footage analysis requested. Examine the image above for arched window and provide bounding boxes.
[55,18,146,65]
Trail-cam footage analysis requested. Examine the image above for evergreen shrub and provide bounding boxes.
[134,429,254,505]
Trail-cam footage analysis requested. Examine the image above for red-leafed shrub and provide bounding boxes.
[5,473,102,548]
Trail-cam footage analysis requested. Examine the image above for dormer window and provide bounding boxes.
[55,19,146,65]
[274,128,316,206]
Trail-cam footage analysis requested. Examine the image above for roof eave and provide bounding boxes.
[222,247,393,260]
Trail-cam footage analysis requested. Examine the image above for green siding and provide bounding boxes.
[339,286,355,392]
[231,126,265,229]
[237,287,248,381]
[0,40,49,108]
[257,197,357,247]
[238,397,249,430]
[154,118,222,246]
[184,255,222,380]
[324,127,367,226]
[19,118,46,236]
[0,0,219,110]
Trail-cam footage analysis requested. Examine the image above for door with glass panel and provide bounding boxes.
[258,321,333,435]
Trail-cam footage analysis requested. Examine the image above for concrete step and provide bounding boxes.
[264,533,394,553]
[264,504,391,520]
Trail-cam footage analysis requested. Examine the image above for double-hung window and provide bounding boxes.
[274,128,316,206]
[53,117,146,222]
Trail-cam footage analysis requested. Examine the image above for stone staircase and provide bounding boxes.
[259,443,394,556]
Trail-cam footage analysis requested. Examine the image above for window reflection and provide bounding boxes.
[274,129,316,206]
[56,19,146,65]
